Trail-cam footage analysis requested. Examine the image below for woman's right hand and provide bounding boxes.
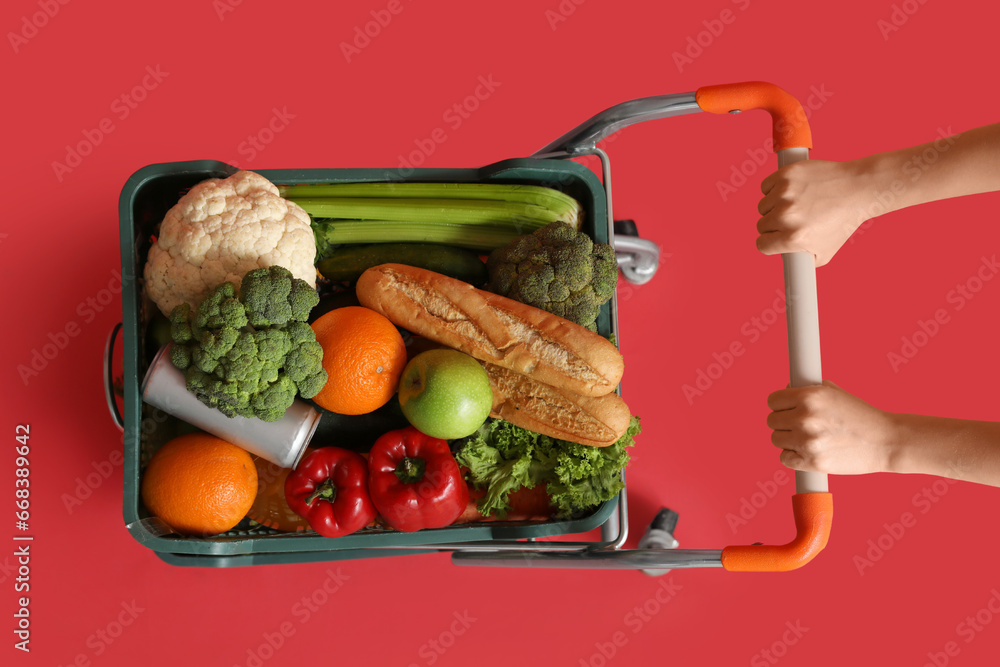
[756,159,876,267]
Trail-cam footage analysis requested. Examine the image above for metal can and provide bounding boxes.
[141,344,319,469]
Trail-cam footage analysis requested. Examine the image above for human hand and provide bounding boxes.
[766,381,897,474]
[756,159,875,266]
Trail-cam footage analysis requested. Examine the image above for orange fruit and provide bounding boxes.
[140,434,258,537]
[311,306,407,415]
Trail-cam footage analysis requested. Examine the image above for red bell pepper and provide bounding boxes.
[368,426,469,532]
[284,447,376,538]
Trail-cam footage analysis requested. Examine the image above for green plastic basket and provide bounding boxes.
[117,158,619,564]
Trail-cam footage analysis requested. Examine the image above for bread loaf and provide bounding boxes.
[484,363,631,448]
[356,264,624,397]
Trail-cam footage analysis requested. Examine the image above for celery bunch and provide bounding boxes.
[279,182,583,258]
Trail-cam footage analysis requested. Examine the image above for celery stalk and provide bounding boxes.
[292,197,570,227]
[280,182,581,226]
[312,219,539,253]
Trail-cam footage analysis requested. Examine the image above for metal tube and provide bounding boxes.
[533,93,702,156]
[373,541,594,552]
[452,548,723,570]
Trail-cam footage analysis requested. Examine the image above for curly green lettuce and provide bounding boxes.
[454,416,640,519]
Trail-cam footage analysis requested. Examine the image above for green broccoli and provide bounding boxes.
[250,375,298,423]
[253,329,292,362]
[191,281,248,332]
[169,303,194,344]
[170,343,191,370]
[182,366,255,419]
[167,268,328,422]
[241,265,319,327]
[284,321,318,346]
[284,340,326,398]
[485,221,617,331]
[215,330,261,382]
[199,326,240,359]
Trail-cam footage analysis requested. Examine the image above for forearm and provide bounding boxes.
[886,413,1000,486]
[860,122,1000,215]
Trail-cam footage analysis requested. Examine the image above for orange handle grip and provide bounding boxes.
[721,493,832,572]
[695,81,813,151]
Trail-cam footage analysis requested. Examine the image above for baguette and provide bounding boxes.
[356,264,623,397]
[484,363,631,448]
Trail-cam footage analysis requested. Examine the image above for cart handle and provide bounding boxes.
[698,81,831,571]
[105,322,125,431]
[455,82,833,572]
[721,493,832,571]
[695,81,813,151]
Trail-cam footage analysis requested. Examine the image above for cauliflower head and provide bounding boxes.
[144,170,316,316]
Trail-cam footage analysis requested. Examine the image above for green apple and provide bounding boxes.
[398,349,492,439]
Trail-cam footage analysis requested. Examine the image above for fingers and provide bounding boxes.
[757,172,791,216]
[767,387,800,412]
[755,201,805,258]
[768,388,818,470]
[779,448,810,472]
[766,409,797,431]
[760,169,780,195]
[762,160,812,194]
[769,428,796,448]
[757,191,778,216]
[773,430,821,472]
[755,209,780,233]
[766,383,845,473]
[755,232,784,257]
[756,164,826,263]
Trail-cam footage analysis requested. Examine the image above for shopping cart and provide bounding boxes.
[108,81,831,571]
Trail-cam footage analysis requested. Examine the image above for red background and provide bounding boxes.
[4,0,1000,665]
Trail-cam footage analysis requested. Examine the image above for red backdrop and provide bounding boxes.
[4,0,999,665]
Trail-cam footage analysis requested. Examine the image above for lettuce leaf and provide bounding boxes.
[454,416,640,519]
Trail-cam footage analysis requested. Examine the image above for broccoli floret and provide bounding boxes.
[199,325,240,358]
[241,265,319,327]
[170,343,191,370]
[191,281,247,332]
[591,243,618,303]
[258,359,281,387]
[254,329,292,362]
[284,321,316,346]
[287,279,320,322]
[486,221,617,330]
[511,263,555,305]
[488,261,519,296]
[215,331,261,382]
[251,375,298,422]
[191,346,222,374]
[284,340,328,398]
[169,303,194,344]
[563,290,601,332]
[293,373,327,401]
[184,366,253,419]
[501,233,540,264]
[241,266,292,326]
[167,273,325,422]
